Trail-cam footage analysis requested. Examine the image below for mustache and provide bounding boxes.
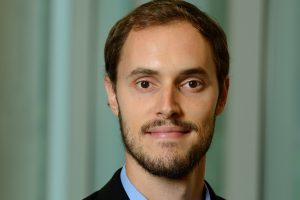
[141,119,199,133]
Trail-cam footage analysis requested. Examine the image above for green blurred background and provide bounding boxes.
[0,0,299,199]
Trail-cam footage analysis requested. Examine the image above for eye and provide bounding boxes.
[137,80,151,89]
[134,77,158,93]
[181,79,204,92]
[187,80,200,88]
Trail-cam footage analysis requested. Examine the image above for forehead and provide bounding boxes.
[118,21,215,78]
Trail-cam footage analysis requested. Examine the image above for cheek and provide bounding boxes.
[117,89,148,131]
[184,93,219,121]
[117,82,155,115]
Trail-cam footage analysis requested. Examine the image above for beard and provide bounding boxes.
[119,112,215,179]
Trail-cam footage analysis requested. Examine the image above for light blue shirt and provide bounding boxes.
[120,166,211,200]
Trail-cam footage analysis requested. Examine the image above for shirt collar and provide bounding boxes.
[204,183,211,200]
[120,165,211,200]
[120,165,147,200]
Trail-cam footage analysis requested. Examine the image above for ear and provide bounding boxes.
[104,76,119,116]
[215,76,230,115]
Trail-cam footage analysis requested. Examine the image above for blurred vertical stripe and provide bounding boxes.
[47,0,71,199]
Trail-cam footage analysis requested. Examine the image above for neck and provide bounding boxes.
[125,153,206,200]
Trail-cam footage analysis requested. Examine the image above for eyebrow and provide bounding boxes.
[178,67,208,77]
[126,66,208,79]
[127,67,159,79]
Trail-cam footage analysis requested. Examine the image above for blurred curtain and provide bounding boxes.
[263,0,300,199]
[0,0,48,199]
[1,0,299,200]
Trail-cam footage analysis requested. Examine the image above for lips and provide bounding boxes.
[145,125,190,138]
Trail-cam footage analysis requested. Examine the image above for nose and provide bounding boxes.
[156,86,182,119]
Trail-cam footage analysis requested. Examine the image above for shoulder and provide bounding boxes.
[205,180,226,200]
[83,168,129,200]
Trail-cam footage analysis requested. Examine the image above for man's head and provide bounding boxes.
[104,0,229,179]
[105,0,229,97]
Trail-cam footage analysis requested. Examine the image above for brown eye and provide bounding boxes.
[181,79,204,92]
[139,81,150,88]
[136,80,152,89]
[134,78,157,93]
[188,80,199,88]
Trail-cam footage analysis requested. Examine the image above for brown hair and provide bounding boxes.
[105,0,229,96]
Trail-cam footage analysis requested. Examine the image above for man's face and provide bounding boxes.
[105,21,227,178]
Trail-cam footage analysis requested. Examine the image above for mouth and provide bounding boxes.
[145,125,191,139]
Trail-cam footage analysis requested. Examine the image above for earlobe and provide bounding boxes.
[104,76,119,116]
[216,77,230,115]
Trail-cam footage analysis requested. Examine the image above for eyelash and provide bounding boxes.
[136,80,152,89]
[181,80,204,90]
[134,78,205,92]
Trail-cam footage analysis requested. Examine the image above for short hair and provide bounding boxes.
[105,0,229,96]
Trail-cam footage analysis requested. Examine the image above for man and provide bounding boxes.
[84,0,229,199]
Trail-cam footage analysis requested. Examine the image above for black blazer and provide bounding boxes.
[83,168,225,200]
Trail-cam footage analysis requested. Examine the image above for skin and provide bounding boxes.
[105,21,229,200]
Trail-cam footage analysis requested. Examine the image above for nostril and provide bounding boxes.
[156,87,182,118]
[158,105,176,117]
[157,107,181,119]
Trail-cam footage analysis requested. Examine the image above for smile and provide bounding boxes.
[145,126,190,138]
